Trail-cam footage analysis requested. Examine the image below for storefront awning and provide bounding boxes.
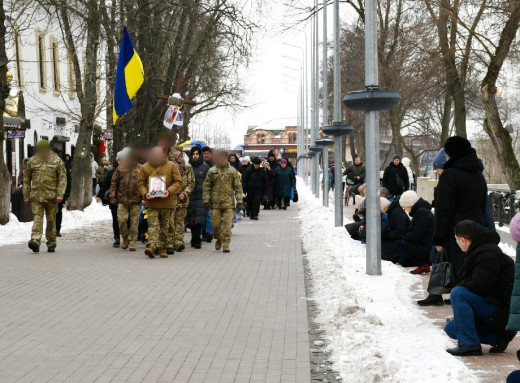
[3,116,23,130]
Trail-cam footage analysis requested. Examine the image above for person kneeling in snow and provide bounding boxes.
[444,220,515,356]
[381,199,410,263]
[395,190,434,274]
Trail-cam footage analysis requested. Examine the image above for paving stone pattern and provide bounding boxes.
[0,208,310,383]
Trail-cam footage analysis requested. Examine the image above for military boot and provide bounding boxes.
[159,249,168,258]
[215,238,222,251]
[121,237,129,250]
[129,241,136,252]
[28,240,40,253]
[223,247,230,253]
[145,247,156,259]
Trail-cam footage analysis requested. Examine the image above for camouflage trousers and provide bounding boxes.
[31,201,58,247]
[168,207,187,249]
[117,203,141,242]
[212,208,234,248]
[147,208,172,250]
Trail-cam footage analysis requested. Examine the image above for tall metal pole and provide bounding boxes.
[332,0,343,226]
[310,11,317,195]
[365,0,382,275]
[313,0,320,198]
[321,0,329,207]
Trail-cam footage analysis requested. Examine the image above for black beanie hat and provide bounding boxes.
[444,136,471,157]
[252,156,262,164]
[202,146,213,153]
[393,154,401,160]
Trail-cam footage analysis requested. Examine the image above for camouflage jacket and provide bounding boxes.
[203,164,243,209]
[23,153,67,202]
[138,158,183,209]
[110,164,142,205]
[177,163,195,208]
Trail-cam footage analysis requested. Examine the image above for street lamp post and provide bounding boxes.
[321,0,329,207]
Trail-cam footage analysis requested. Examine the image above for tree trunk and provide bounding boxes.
[0,0,11,224]
[481,1,520,190]
[440,90,452,146]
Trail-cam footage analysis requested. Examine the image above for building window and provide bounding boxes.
[35,30,47,92]
[288,133,296,144]
[67,52,76,99]
[14,26,23,88]
[50,36,61,94]
[259,134,266,144]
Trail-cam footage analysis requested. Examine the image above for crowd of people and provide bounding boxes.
[346,136,520,365]
[21,141,298,257]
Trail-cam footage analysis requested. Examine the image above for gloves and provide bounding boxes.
[204,202,211,210]
[236,203,243,212]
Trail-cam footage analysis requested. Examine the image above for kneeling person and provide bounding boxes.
[138,147,182,259]
[444,220,515,356]
[203,150,243,253]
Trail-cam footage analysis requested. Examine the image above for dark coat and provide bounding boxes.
[382,162,409,196]
[274,166,295,198]
[243,166,267,196]
[343,162,366,184]
[399,198,434,262]
[433,148,487,271]
[187,157,210,226]
[507,244,520,330]
[457,227,514,308]
[382,200,410,240]
[265,167,275,202]
[97,167,116,207]
[229,154,244,175]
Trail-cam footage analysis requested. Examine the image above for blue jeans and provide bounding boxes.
[444,286,498,346]
[202,210,213,236]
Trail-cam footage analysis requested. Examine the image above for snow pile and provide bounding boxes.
[299,184,480,383]
[0,199,112,247]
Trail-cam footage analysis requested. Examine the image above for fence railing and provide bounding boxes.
[489,190,519,227]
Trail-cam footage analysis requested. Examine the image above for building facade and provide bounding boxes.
[3,5,107,188]
[242,125,301,164]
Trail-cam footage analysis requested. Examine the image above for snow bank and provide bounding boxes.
[0,199,112,247]
[299,183,479,383]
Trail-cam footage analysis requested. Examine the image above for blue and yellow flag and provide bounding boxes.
[113,27,144,124]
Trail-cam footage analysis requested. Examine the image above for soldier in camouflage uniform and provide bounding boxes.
[23,140,67,253]
[138,147,182,259]
[167,147,195,253]
[203,150,243,253]
[110,150,142,251]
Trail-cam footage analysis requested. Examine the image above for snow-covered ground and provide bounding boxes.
[0,199,112,247]
[299,183,481,383]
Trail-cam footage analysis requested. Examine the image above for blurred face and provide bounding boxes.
[393,158,400,166]
[149,147,165,165]
[268,155,275,162]
[242,160,248,166]
[229,156,236,164]
[102,159,108,166]
[153,178,162,191]
[38,147,51,160]
[354,157,360,165]
[217,154,228,166]
[455,235,471,252]
[254,163,260,169]
[204,151,212,162]
[281,162,287,168]
[192,151,200,161]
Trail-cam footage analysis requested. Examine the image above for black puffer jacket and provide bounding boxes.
[382,200,409,240]
[243,166,267,195]
[187,157,210,226]
[433,148,487,247]
[457,226,514,307]
[382,162,409,196]
[400,198,434,262]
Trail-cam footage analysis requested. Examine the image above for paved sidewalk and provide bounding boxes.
[0,208,310,383]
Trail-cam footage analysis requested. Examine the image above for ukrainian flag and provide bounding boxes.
[113,27,144,124]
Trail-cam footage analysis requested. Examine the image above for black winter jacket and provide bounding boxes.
[457,226,514,307]
[403,198,434,246]
[382,162,409,196]
[343,163,366,184]
[382,200,409,240]
[243,166,267,196]
[187,157,210,226]
[433,148,487,246]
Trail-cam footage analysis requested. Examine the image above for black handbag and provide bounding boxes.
[427,250,455,295]
[292,188,299,203]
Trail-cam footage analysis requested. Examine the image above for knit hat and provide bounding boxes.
[281,159,287,165]
[202,146,213,153]
[432,148,447,169]
[380,197,391,211]
[393,154,401,160]
[444,136,471,158]
[358,183,367,197]
[510,212,520,243]
[252,157,262,165]
[116,148,130,161]
[243,156,251,163]
[379,187,389,196]
[36,139,50,150]
[399,190,420,207]
[268,150,276,158]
